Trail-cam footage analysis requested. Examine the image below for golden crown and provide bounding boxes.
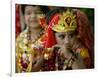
[52,9,77,32]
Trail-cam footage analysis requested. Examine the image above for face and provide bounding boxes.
[55,31,77,47]
[24,6,44,28]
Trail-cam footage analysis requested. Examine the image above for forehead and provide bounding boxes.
[55,31,74,35]
[55,32,66,36]
[25,6,41,11]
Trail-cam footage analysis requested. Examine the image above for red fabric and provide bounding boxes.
[49,14,60,28]
[76,10,93,52]
[44,14,60,48]
[39,17,47,28]
[16,5,21,38]
[76,10,94,68]
[45,27,57,48]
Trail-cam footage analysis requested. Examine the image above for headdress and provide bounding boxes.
[51,9,77,32]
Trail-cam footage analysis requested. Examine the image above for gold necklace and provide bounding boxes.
[27,28,44,44]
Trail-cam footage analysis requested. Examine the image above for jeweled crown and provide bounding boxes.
[52,9,77,32]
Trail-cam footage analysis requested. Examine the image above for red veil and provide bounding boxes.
[44,14,60,48]
[75,9,94,68]
[15,4,21,38]
[76,9,94,53]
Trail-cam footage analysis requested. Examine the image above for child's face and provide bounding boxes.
[55,31,76,47]
[24,6,44,28]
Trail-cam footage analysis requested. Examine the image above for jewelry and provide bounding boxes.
[52,9,77,32]
[27,27,44,44]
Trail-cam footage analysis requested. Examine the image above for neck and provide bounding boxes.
[28,26,43,36]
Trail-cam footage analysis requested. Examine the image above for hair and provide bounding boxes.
[45,7,75,25]
[21,4,50,15]
[20,4,50,30]
[75,9,94,68]
[45,8,61,24]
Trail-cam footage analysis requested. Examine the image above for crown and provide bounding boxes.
[52,9,77,32]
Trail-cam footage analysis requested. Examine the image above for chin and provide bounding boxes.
[30,24,40,28]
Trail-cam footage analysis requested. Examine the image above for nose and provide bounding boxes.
[64,36,70,45]
[30,12,36,19]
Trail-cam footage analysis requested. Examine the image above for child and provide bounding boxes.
[16,4,49,72]
[45,8,93,70]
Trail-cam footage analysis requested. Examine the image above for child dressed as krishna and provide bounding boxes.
[45,8,94,70]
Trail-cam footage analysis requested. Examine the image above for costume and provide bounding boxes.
[45,9,94,69]
[16,27,43,72]
[16,8,94,72]
[16,11,57,72]
[15,4,21,38]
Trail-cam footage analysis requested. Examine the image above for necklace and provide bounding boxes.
[27,28,44,44]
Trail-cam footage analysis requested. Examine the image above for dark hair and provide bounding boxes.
[45,8,66,24]
[21,4,50,15]
[45,7,76,25]
[45,8,59,24]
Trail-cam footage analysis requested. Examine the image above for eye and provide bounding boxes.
[25,11,32,15]
[35,11,42,14]
[58,34,65,39]
[69,33,74,38]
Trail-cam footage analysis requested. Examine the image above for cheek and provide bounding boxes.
[70,37,76,46]
[36,16,41,22]
[24,15,30,24]
[56,38,64,44]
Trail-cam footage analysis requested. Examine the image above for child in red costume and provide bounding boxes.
[45,8,94,70]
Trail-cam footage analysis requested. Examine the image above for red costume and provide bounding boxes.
[45,9,94,69]
[15,4,21,38]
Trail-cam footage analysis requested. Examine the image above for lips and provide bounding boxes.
[29,19,38,23]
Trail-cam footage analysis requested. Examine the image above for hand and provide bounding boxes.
[32,55,44,72]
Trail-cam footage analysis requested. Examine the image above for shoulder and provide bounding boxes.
[16,29,28,50]
[16,29,27,43]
